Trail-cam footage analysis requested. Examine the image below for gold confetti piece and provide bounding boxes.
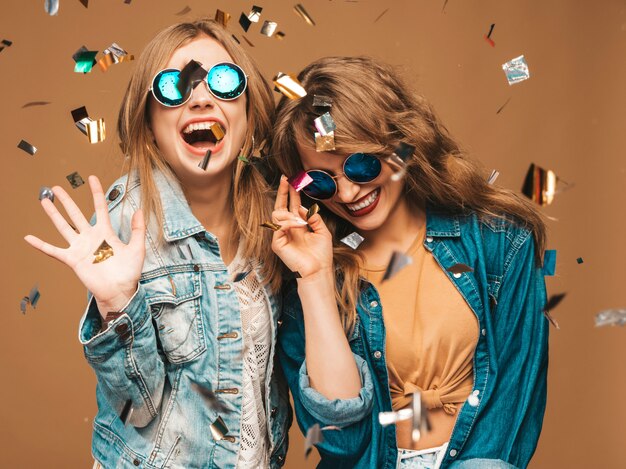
[208,122,225,141]
[521,163,557,206]
[340,232,365,249]
[261,221,281,231]
[215,9,231,27]
[39,187,55,202]
[93,240,114,264]
[294,4,316,26]
[595,309,626,327]
[71,106,106,143]
[21,101,51,108]
[17,139,37,155]
[275,31,286,40]
[314,112,336,136]
[175,5,191,16]
[209,416,229,440]
[260,20,278,37]
[66,171,85,188]
[305,423,323,458]
[198,150,212,170]
[247,5,263,22]
[273,72,307,99]
[97,43,134,72]
[315,132,335,152]
[313,95,332,107]
[306,203,319,220]
[45,0,59,16]
[382,251,412,281]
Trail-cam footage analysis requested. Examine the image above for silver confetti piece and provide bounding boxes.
[39,187,55,202]
[595,309,626,327]
[314,112,336,136]
[502,55,530,85]
[209,416,229,440]
[340,232,365,250]
[382,251,413,281]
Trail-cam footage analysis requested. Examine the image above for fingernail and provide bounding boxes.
[294,217,308,225]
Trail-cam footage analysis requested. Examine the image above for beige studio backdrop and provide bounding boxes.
[1,1,625,468]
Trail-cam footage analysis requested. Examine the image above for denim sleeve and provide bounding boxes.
[78,285,165,428]
[277,292,374,459]
[472,232,549,468]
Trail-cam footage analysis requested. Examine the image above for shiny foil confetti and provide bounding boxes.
[241,35,255,47]
[542,250,557,276]
[119,400,133,425]
[411,391,431,443]
[487,170,500,184]
[447,263,474,278]
[233,271,251,283]
[340,232,365,250]
[247,5,263,22]
[313,95,332,107]
[239,13,252,32]
[502,55,530,85]
[39,187,55,202]
[79,0,88,7]
[66,172,85,188]
[72,106,106,143]
[314,112,336,136]
[261,221,281,231]
[485,23,495,47]
[209,416,229,440]
[22,101,51,108]
[93,240,114,264]
[215,9,231,27]
[521,163,557,206]
[315,131,335,152]
[595,309,626,327]
[177,59,206,96]
[198,150,212,170]
[260,21,278,37]
[98,43,134,72]
[305,423,323,458]
[273,72,307,99]
[576,257,584,264]
[294,4,316,26]
[544,292,566,329]
[306,203,319,220]
[496,97,512,114]
[387,142,415,181]
[288,171,314,192]
[379,408,412,426]
[73,46,98,73]
[45,0,59,15]
[191,383,229,413]
[0,39,13,53]
[275,31,286,40]
[382,251,413,281]
[175,6,191,15]
[20,284,41,314]
[17,139,37,155]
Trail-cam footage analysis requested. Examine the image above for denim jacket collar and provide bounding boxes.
[425,205,461,238]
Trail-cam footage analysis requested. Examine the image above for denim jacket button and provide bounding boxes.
[193,264,200,272]
[133,459,140,466]
[449,449,458,457]
[270,407,278,417]
[481,328,486,336]
[369,300,379,308]
[277,455,285,465]
[453,272,462,279]
[108,188,120,201]
[426,236,433,243]
[114,324,128,335]
[373,350,382,359]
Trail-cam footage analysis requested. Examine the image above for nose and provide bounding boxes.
[187,81,215,110]
[333,175,361,203]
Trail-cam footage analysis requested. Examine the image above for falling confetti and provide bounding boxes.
[502,55,530,85]
[382,251,413,281]
[595,309,626,327]
[17,139,37,155]
[294,4,316,26]
[340,232,365,250]
[314,112,336,136]
[39,187,55,202]
[273,72,307,99]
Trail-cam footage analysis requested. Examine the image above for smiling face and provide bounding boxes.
[297,142,405,232]
[148,35,247,185]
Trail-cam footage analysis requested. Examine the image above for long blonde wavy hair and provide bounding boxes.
[117,18,281,292]
[271,56,547,334]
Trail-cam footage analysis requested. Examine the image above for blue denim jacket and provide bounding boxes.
[278,207,549,469]
[78,169,291,469]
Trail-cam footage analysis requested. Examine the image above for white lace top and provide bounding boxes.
[228,251,272,469]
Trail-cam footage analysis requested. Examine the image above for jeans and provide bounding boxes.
[397,442,449,469]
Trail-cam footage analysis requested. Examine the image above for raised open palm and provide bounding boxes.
[271,177,333,279]
[24,176,146,315]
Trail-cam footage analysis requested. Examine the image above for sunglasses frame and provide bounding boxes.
[149,61,248,107]
[302,153,382,201]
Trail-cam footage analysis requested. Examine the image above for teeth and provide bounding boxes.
[182,121,220,134]
[347,189,379,211]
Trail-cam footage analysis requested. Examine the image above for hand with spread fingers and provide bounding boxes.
[271,176,333,279]
[24,175,146,316]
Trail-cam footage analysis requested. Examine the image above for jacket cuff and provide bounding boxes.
[298,353,374,427]
[78,286,148,347]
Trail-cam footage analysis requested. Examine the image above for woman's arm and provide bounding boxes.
[271,176,361,400]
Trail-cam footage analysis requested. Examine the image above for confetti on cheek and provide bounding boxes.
[502,55,530,85]
[595,309,626,327]
[340,232,365,249]
[273,72,307,99]
[294,4,316,26]
[39,187,55,202]
[17,139,37,155]
[314,112,336,136]
[288,170,314,192]
[542,250,557,276]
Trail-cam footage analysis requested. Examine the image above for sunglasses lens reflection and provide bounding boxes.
[153,69,187,106]
[208,63,247,100]
[344,153,381,183]
[302,171,336,200]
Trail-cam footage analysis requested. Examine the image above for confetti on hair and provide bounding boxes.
[487,170,500,184]
[273,72,307,99]
[313,95,333,107]
[314,112,336,136]
[315,132,335,152]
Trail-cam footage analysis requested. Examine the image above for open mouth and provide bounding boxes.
[343,188,380,217]
[181,121,225,149]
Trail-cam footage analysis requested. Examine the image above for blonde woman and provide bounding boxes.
[25,19,290,469]
[270,56,549,469]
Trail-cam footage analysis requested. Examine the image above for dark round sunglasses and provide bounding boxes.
[150,62,247,107]
[302,153,382,200]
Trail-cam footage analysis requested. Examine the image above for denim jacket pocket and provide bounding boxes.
[143,270,206,364]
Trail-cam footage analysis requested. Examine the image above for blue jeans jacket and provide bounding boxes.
[79,169,291,468]
[278,207,549,469]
